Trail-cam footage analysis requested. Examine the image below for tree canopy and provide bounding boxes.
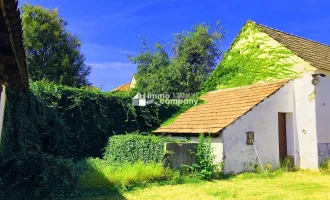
[21,4,91,86]
[129,22,225,94]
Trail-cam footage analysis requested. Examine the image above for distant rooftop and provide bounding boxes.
[112,83,130,92]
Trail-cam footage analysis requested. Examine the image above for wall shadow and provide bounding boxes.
[315,76,330,165]
[71,159,127,200]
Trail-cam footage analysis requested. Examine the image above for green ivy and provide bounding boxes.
[0,152,79,200]
[103,133,171,164]
[0,81,174,160]
[203,22,298,92]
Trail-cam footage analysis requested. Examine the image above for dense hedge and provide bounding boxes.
[104,134,170,164]
[0,152,79,200]
[0,81,177,160]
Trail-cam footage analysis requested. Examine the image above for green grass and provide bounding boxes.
[72,170,330,200]
[76,158,178,192]
[69,158,201,199]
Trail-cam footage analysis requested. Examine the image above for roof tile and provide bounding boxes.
[154,79,290,135]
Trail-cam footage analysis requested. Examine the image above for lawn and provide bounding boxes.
[75,171,330,200]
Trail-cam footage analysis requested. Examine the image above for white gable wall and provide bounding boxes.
[222,83,294,174]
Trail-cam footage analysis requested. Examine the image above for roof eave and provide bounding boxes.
[0,0,29,89]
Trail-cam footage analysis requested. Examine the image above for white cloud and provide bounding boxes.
[84,43,136,55]
[88,62,135,69]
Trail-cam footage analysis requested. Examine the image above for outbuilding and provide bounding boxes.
[154,21,330,174]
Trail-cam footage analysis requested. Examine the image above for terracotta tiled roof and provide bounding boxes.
[253,21,330,71]
[154,79,290,135]
[112,83,130,92]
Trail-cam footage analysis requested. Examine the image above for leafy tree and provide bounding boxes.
[172,22,225,92]
[130,22,225,93]
[21,4,91,86]
[129,41,174,93]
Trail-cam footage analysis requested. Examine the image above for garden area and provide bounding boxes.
[1,79,329,200]
[2,2,330,200]
[74,171,330,200]
[0,81,217,200]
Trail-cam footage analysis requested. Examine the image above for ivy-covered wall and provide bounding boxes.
[0,81,177,160]
[203,22,302,92]
[103,134,170,164]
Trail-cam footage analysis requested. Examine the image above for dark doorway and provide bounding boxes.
[278,113,288,160]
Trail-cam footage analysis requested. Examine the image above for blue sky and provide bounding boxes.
[20,0,329,91]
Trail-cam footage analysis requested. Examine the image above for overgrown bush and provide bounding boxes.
[1,81,176,160]
[186,134,222,180]
[0,152,79,200]
[77,158,178,192]
[104,133,170,164]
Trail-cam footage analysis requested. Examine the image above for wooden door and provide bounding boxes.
[278,113,287,160]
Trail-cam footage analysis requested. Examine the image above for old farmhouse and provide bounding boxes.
[155,20,330,174]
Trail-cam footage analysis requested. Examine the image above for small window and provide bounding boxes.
[246,131,254,145]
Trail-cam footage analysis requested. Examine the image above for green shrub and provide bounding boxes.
[320,158,330,171]
[0,152,79,200]
[186,134,222,180]
[104,133,170,164]
[77,158,178,192]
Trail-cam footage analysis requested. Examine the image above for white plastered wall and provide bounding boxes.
[221,74,330,174]
[169,73,330,173]
[294,73,330,166]
[222,83,294,174]
[292,74,318,169]
[218,23,330,172]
